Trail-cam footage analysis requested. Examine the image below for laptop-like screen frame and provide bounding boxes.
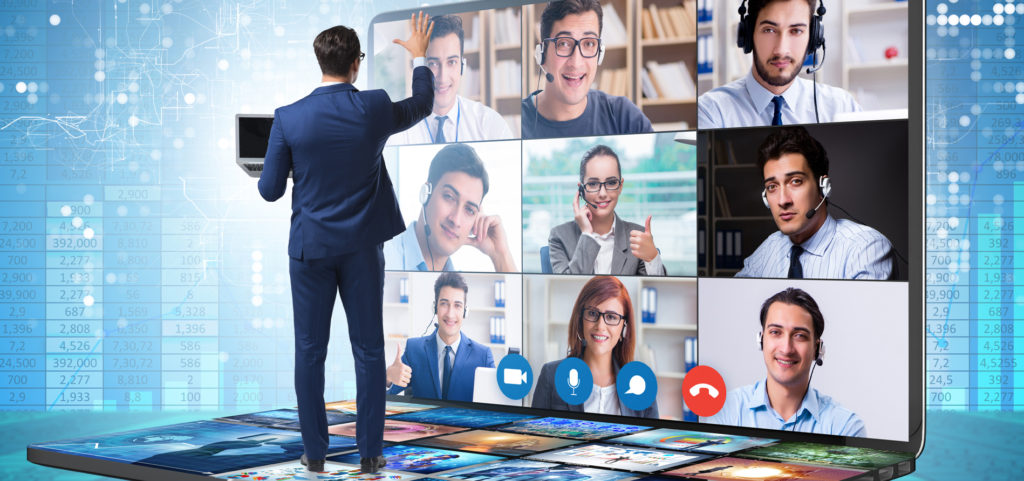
[367,0,924,456]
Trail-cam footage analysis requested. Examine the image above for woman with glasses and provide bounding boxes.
[531,276,659,418]
[548,145,667,275]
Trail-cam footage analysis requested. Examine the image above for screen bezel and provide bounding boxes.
[367,0,924,457]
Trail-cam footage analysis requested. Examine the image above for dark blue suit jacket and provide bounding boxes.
[258,67,434,259]
[389,332,495,402]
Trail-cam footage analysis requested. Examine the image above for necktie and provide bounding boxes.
[441,345,453,399]
[771,96,784,126]
[788,245,804,279]
[434,116,447,144]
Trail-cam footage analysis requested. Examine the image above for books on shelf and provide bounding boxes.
[464,14,480,51]
[714,185,731,217]
[492,60,522,97]
[715,229,744,269]
[643,61,696,100]
[641,287,658,324]
[697,34,713,74]
[696,0,712,23]
[641,3,696,40]
[597,68,630,98]
[492,8,521,46]
[603,2,628,45]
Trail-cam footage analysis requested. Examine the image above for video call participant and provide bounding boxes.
[698,0,861,128]
[383,143,517,272]
[522,0,653,139]
[532,276,659,418]
[737,126,893,279]
[385,272,495,401]
[549,145,666,275]
[390,15,513,145]
[258,13,435,474]
[708,287,865,436]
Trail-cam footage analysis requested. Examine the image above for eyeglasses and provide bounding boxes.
[543,36,602,58]
[359,52,366,61]
[582,307,624,326]
[582,178,621,192]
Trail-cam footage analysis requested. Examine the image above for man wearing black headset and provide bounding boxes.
[697,0,861,128]
[384,272,495,401]
[707,288,866,436]
[736,126,893,279]
[522,0,652,139]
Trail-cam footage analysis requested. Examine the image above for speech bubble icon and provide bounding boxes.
[625,375,646,395]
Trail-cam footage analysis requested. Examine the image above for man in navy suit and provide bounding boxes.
[258,13,435,474]
[385,272,495,401]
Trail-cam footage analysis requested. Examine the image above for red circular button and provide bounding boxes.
[682,365,727,418]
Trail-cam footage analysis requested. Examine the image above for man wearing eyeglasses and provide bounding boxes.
[390,15,513,145]
[548,145,666,275]
[522,0,653,139]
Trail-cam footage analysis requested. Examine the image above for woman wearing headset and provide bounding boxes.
[547,145,667,276]
[532,276,659,418]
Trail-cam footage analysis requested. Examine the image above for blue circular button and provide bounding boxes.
[554,357,593,406]
[496,354,533,400]
[616,361,658,412]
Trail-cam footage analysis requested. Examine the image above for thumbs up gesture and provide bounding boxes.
[629,216,658,263]
[386,342,412,388]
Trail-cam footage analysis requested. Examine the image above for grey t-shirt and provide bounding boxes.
[521,89,653,139]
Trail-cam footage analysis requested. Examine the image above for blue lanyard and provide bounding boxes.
[423,98,461,143]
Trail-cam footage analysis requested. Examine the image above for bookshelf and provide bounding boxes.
[703,130,776,277]
[382,272,522,367]
[636,0,698,130]
[842,1,909,111]
[485,7,526,136]
[527,275,696,420]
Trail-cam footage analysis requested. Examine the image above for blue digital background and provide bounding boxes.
[1,0,1022,479]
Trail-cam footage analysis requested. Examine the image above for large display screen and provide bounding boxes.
[367,0,922,454]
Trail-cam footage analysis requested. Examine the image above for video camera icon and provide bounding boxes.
[503,368,528,385]
[497,354,533,399]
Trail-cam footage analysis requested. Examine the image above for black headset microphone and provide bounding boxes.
[578,185,600,209]
[805,195,827,219]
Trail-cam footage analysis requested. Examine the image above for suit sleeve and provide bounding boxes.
[531,363,555,409]
[389,66,435,135]
[484,345,495,368]
[549,227,597,274]
[258,110,291,202]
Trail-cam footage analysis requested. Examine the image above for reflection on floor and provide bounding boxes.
[21,399,933,481]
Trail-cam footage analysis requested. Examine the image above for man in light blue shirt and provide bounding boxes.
[736,127,893,279]
[698,0,860,129]
[707,288,866,437]
[382,143,517,272]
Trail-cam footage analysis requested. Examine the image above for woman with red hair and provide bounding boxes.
[531,276,659,418]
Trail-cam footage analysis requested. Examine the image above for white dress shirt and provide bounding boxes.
[698,70,861,129]
[435,331,461,384]
[584,219,664,275]
[583,383,620,415]
[388,95,513,145]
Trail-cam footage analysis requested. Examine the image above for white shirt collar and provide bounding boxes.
[435,330,461,354]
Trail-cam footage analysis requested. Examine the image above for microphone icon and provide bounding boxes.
[568,368,580,396]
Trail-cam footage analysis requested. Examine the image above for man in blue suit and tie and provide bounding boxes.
[385,272,495,401]
[258,13,435,474]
